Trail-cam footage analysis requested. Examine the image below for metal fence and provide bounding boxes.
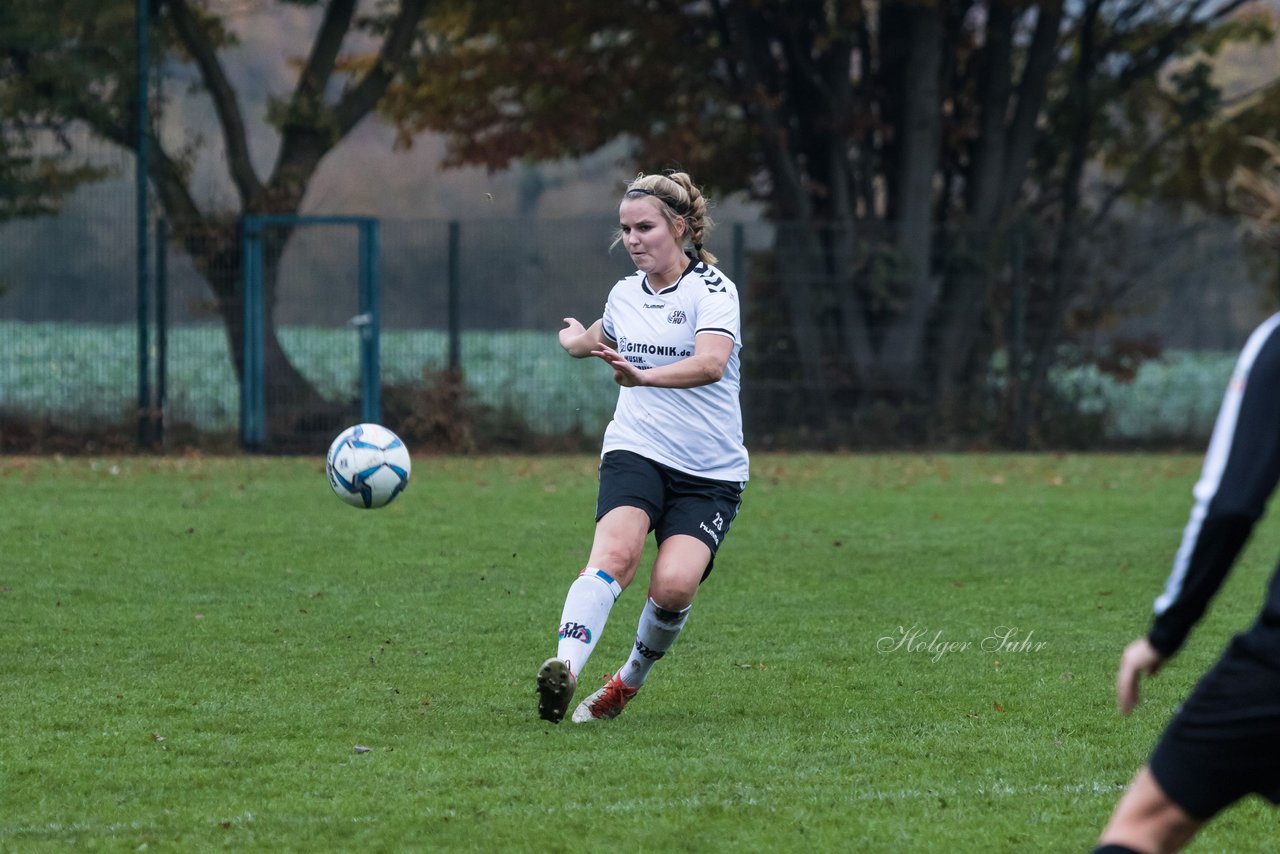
[0,169,1272,453]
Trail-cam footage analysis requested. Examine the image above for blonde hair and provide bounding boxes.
[612,171,718,265]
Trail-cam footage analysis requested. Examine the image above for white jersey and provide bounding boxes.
[599,259,749,483]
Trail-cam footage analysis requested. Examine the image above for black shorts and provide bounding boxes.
[1148,637,1280,820]
[596,450,744,579]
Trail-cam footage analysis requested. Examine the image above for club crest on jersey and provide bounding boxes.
[559,621,591,644]
[667,310,687,325]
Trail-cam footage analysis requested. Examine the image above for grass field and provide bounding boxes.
[2,453,1277,852]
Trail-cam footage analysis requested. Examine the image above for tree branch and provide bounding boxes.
[266,0,428,210]
[1089,75,1280,228]
[333,0,432,136]
[1001,1,1064,214]
[709,0,811,220]
[165,0,264,206]
[1113,0,1254,91]
[967,0,1014,225]
[285,0,357,131]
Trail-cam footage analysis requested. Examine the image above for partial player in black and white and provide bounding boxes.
[1094,312,1280,854]
[535,171,749,724]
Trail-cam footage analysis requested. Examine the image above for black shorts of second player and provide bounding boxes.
[1147,636,1280,821]
[596,450,743,578]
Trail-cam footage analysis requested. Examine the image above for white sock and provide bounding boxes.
[555,567,623,678]
[618,598,690,689]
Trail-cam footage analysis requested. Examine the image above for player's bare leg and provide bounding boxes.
[583,506,650,591]
[573,535,709,722]
[646,534,710,611]
[1095,766,1203,854]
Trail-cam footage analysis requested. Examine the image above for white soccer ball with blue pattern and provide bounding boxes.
[326,423,411,509]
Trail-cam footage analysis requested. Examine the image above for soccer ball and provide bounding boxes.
[326,423,411,509]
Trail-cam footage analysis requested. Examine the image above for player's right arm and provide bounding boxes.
[559,317,610,358]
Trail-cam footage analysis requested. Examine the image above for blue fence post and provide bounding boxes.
[155,217,168,447]
[359,218,381,424]
[240,215,265,451]
[240,214,379,449]
[448,220,461,372]
[135,0,151,450]
[136,220,150,447]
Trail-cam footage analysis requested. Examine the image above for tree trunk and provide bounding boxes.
[879,2,943,394]
[1015,0,1101,447]
[171,216,332,440]
[151,0,431,446]
[714,0,832,426]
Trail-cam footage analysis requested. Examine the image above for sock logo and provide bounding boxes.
[634,638,665,661]
[559,621,592,644]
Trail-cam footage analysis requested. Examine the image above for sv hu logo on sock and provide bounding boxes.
[559,621,592,643]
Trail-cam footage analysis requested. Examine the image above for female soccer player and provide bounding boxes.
[535,171,749,724]
[1094,311,1280,853]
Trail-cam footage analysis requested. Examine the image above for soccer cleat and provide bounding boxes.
[536,657,577,723]
[571,673,638,723]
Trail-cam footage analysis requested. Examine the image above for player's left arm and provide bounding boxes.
[1147,319,1280,659]
[591,332,733,389]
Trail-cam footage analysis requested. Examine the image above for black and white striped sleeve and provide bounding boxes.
[1148,313,1280,658]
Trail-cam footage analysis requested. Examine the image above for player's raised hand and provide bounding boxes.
[559,317,586,351]
[1116,636,1167,716]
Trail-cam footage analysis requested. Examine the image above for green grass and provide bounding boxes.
[1,453,1277,851]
